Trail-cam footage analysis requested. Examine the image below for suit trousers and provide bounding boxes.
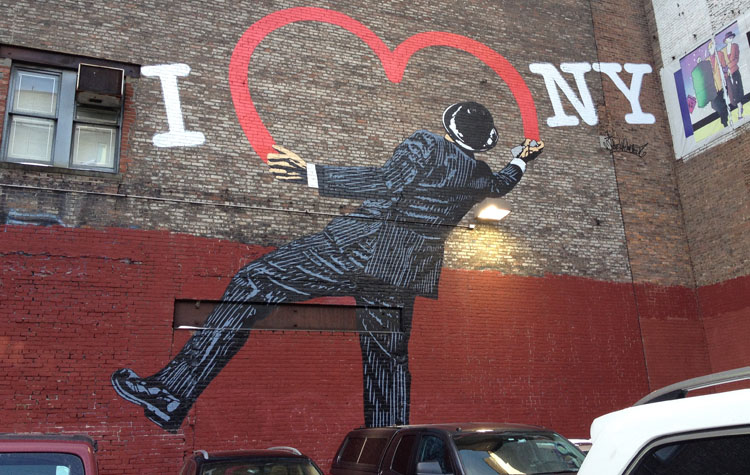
[151,228,414,426]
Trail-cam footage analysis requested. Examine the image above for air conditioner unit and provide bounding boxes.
[76,63,124,108]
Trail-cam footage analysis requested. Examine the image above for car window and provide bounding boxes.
[179,459,198,475]
[629,432,750,474]
[453,432,583,475]
[199,459,322,475]
[391,435,417,475]
[359,438,388,466]
[416,435,453,474]
[340,437,366,463]
[0,452,85,475]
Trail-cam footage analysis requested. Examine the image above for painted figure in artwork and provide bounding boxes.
[706,39,730,127]
[111,102,543,432]
[721,31,744,119]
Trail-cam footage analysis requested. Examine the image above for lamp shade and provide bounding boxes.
[474,197,511,221]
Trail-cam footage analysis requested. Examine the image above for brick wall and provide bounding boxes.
[698,274,750,371]
[0,1,634,280]
[0,0,746,472]
[675,131,750,285]
[590,0,694,288]
[647,0,750,374]
[0,225,649,473]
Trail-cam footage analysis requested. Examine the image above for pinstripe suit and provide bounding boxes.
[151,130,525,427]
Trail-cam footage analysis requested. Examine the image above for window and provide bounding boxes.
[0,451,85,475]
[391,435,416,475]
[629,432,750,474]
[339,437,365,463]
[416,435,453,474]
[2,63,123,172]
[359,437,388,466]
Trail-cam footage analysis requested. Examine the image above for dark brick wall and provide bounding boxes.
[675,132,750,286]
[0,0,634,281]
[590,0,695,288]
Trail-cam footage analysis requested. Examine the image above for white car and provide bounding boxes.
[578,367,750,475]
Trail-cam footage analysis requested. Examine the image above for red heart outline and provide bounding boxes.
[229,7,539,162]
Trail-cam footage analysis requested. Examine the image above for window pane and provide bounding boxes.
[13,71,58,115]
[0,452,84,475]
[392,435,417,475]
[7,116,55,162]
[417,436,451,473]
[359,438,388,465]
[340,436,365,463]
[631,433,750,475]
[75,105,119,124]
[72,124,115,169]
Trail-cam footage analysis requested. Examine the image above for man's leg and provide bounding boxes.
[111,273,275,432]
[733,72,745,117]
[712,90,729,126]
[112,232,362,432]
[357,293,414,427]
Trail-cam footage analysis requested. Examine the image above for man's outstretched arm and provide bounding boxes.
[266,144,388,198]
[489,138,544,195]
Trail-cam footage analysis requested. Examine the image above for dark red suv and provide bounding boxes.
[179,446,324,475]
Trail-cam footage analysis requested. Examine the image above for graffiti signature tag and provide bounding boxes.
[600,130,648,157]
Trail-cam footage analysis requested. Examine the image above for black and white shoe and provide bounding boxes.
[111,368,189,433]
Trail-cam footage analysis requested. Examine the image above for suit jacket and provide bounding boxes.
[315,130,524,298]
[724,43,740,74]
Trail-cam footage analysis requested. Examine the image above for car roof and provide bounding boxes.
[0,433,97,453]
[634,366,750,405]
[578,388,750,475]
[194,448,311,462]
[347,422,551,434]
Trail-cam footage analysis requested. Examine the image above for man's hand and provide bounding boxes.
[512,138,545,163]
[267,145,307,183]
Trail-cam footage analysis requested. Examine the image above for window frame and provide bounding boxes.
[2,62,124,173]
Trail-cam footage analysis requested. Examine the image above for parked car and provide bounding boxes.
[578,366,750,475]
[331,423,585,475]
[0,433,98,475]
[179,446,324,475]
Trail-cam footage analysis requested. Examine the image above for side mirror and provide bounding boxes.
[416,461,448,475]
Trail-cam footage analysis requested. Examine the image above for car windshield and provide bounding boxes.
[452,431,585,475]
[0,452,85,475]
[200,459,322,475]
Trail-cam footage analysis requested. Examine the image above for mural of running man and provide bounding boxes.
[111,101,544,432]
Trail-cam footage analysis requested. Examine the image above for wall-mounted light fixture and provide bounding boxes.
[473,197,511,223]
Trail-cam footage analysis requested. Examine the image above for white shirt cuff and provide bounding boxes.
[307,163,319,188]
[510,158,526,173]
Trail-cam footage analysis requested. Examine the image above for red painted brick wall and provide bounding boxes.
[1,225,650,473]
[697,275,750,373]
[633,283,711,389]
